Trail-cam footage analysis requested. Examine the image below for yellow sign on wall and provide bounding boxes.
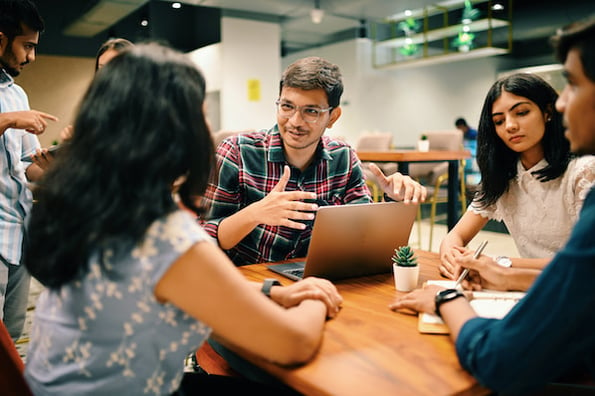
[247,79,260,101]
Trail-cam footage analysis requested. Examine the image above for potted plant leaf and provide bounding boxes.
[417,134,429,152]
[392,245,420,291]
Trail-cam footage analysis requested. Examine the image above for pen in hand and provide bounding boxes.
[454,240,488,289]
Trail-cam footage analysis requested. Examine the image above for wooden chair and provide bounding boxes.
[0,320,33,396]
[356,131,396,202]
[409,130,467,251]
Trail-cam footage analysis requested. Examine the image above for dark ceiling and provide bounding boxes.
[33,0,594,59]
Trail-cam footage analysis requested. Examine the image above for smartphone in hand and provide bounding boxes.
[22,145,60,163]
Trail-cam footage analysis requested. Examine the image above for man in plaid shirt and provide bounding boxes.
[203,56,426,266]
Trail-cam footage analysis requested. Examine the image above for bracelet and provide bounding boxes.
[261,279,282,298]
[434,288,465,318]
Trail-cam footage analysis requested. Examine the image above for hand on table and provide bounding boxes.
[367,163,427,204]
[439,245,469,279]
[389,284,446,315]
[455,254,508,291]
[271,277,343,319]
[250,165,319,230]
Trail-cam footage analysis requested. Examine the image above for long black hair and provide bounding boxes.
[475,73,570,208]
[25,43,215,289]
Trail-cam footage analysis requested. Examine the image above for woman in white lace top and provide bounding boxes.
[439,73,595,291]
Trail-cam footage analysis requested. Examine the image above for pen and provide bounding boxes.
[455,240,488,289]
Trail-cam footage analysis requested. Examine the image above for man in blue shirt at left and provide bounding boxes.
[0,0,58,341]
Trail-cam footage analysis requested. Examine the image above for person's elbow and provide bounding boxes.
[275,323,323,366]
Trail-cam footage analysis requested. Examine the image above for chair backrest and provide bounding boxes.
[0,320,33,396]
[355,131,393,151]
[409,130,464,181]
[211,129,254,148]
[424,130,463,151]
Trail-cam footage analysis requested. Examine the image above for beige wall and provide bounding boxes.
[14,55,94,147]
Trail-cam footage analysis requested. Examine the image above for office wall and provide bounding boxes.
[189,17,280,133]
[283,38,500,148]
[15,55,95,147]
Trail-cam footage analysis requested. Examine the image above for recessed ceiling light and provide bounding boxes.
[172,2,181,9]
[404,10,412,17]
[140,19,149,27]
[492,3,504,11]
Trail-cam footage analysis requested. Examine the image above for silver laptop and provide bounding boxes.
[267,201,418,281]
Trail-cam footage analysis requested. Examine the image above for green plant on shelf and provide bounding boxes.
[420,134,428,140]
[391,245,418,267]
[399,43,419,57]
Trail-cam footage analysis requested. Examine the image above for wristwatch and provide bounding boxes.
[261,279,282,298]
[434,288,465,318]
[495,256,512,268]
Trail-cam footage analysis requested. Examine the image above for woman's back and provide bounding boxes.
[25,211,212,395]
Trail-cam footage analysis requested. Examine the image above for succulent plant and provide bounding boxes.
[391,245,418,267]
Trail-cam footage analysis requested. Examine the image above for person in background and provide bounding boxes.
[94,37,133,71]
[390,16,595,395]
[202,56,426,267]
[440,73,595,292]
[455,117,478,140]
[0,0,58,341]
[455,117,479,184]
[23,43,342,395]
[59,37,133,142]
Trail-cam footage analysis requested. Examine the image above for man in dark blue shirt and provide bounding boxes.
[392,17,595,395]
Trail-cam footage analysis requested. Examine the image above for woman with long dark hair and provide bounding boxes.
[439,73,595,291]
[23,43,342,395]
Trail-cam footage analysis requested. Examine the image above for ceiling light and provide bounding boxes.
[492,3,504,11]
[140,18,148,27]
[311,0,324,24]
[172,2,181,9]
[404,10,412,17]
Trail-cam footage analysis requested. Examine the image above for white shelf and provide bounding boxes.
[376,18,509,49]
[375,47,509,70]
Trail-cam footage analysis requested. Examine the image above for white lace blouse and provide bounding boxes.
[470,156,595,258]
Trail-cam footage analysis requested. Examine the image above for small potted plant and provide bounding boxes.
[392,245,420,292]
[417,134,429,152]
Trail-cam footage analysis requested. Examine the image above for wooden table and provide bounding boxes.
[357,150,471,230]
[236,250,490,396]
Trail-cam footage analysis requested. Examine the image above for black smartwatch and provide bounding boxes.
[261,279,282,298]
[434,288,465,318]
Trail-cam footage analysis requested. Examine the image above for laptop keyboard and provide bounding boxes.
[284,268,304,278]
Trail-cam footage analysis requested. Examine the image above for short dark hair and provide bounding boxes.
[0,0,44,40]
[25,43,215,288]
[95,37,133,71]
[475,73,570,208]
[552,16,595,82]
[455,118,467,127]
[279,56,343,108]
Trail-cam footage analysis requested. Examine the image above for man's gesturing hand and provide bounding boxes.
[251,165,319,229]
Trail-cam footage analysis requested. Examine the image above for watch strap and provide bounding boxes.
[434,288,465,317]
[261,279,282,298]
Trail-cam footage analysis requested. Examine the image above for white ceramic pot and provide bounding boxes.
[393,263,420,292]
[417,140,430,152]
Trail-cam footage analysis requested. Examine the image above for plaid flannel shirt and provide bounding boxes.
[202,126,372,266]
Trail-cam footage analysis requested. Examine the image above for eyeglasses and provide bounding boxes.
[275,100,333,123]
